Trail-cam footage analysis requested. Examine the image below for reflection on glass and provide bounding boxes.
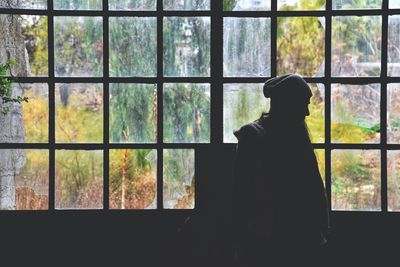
[388,84,400,143]
[332,16,381,77]
[278,0,325,10]
[306,84,325,143]
[388,150,400,211]
[388,15,400,76]
[109,0,156,10]
[55,83,103,143]
[23,83,48,143]
[164,83,210,143]
[223,0,270,10]
[277,17,325,77]
[110,84,157,143]
[163,17,210,77]
[55,150,103,209]
[54,17,103,77]
[110,149,157,209]
[163,149,195,209]
[0,149,49,210]
[54,0,102,10]
[0,0,47,9]
[223,84,269,143]
[332,0,381,9]
[109,17,157,77]
[164,0,210,10]
[223,18,271,77]
[331,149,381,211]
[331,84,380,143]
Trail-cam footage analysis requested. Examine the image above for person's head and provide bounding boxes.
[263,73,312,122]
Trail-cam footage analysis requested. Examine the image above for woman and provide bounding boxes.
[232,73,330,266]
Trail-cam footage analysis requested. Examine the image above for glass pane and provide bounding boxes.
[163,149,195,209]
[331,84,380,143]
[55,150,103,209]
[223,0,271,11]
[390,0,400,8]
[223,84,270,143]
[331,149,381,211]
[278,0,325,10]
[109,0,156,10]
[163,83,210,143]
[164,0,210,10]
[388,84,400,143]
[306,83,325,143]
[277,17,325,77]
[110,149,157,209]
[54,0,102,10]
[333,0,382,9]
[0,0,47,9]
[388,15,400,76]
[55,83,103,143]
[54,17,103,77]
[315,149,325,185]
[0,149,48,210]
[23,83,48,143]
[163,17,210,77]
[388,151,400,211]
[110,84,157,143]
[332,16,381,77]
[223,18,271,77]
[109,17,157,77]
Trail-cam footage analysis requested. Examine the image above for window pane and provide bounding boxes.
[23,83,48,143]
[164,83,210,143]
[163,149,195,209]
[109,0,156,10]
[388,15,400,76]
[109,17,157,77]
[110,84,157,143]
[277,17,325,77]
[54,17,103,77]
[278,0,325,10]
[223,84,270,143]
[332,16,381,77]
[55,83,103,143]
[164,0,210,10]
[110,149,157,209]
[223,18,271,77]
[223,0,271,11]
[0,149,48,210]
[0,0,47,9]
[163,17,210,77]
[390,0,400,8]
[315,149,325,186]
[388,84,400,143]
[54,0,102,10]
[331,84,380,143]
[306,84,325,143]
[388,151,400,211]
[332,0,382,9]
[331,149,381,211]
[55,150,103,209]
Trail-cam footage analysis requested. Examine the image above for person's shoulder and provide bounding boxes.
[233,119,267,142]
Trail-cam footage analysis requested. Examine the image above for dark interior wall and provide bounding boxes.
[1,146,399,266]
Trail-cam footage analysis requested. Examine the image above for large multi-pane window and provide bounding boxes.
[0,0,399,212]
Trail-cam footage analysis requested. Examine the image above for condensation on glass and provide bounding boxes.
[54,17,103,77]
[223,0,271,11]
[109,83,157,143]
[388,84,400,144]
[277,17,325,77]
[163,17,210,77]
[109,17,157,77]
[163,149,195,209]
[390,0,400,8]
[331,149,381,211]
[0,0,47,9]
[109,149,157,209]
[163,83,210,143]
[278,0,325,10]
[388,150,400,211]
[332,0,382,9]
[388,15,400,77]
[223,17,271,77]
[164,0,210,10]
[0,149,49,210]
[55,150,103,210]
[331,16,381,77]
[109,0,156,10]
[331,83,380,143]
[55,83,103,143]
[54,0,102,10]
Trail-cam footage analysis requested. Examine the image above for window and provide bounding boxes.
[0,0,398,213]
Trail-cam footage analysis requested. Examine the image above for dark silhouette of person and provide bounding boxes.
[232,73,330,266]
